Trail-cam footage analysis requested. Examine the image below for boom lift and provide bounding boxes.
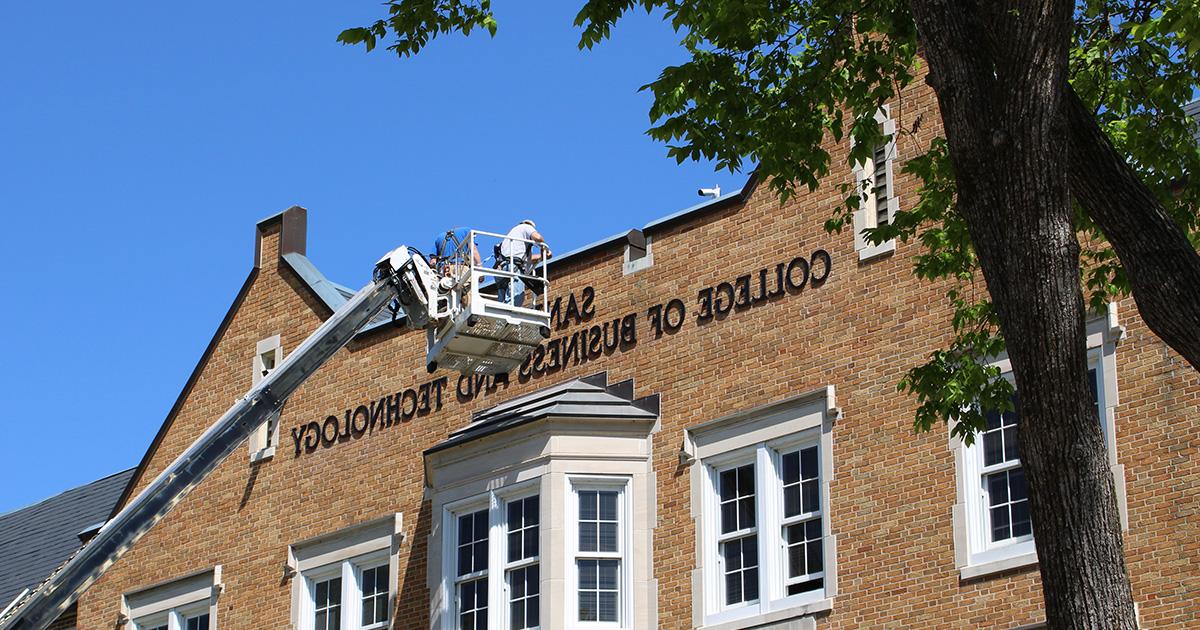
[0,233,551,630]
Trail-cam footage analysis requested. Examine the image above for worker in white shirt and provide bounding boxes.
[496,219,550,307]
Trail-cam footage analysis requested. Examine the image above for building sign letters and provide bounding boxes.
[290,248,831,457]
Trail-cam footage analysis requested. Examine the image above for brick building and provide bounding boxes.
[69,85,1198,630]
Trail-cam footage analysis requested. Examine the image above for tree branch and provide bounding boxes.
[1065,84,1200,371]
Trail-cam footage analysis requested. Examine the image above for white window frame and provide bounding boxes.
[298,551,390,630]
[122,567,221,630]
[249,334,283,462]
[852,105,898,261]
[566,476,632,629]
[953,305,1127,580]
[441,480,543,630]
[426,409,657,630]
[289,514,402,630]
[685,387,838,629]
[132,601,211,630]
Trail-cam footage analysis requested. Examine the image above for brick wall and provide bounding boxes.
[74,75,1199,629]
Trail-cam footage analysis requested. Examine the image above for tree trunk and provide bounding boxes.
[1064,85,1200,371]
[907,1,1137,627]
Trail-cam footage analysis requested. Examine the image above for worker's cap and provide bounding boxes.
[521,219,536,228]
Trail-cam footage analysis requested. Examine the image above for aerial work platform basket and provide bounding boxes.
[423,229,551,375]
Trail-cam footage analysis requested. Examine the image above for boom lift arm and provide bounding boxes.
[0,244,540,630]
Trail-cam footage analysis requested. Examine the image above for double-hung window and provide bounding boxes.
[715,463,758,607]
[454,508,490,630]
[447,488,542,630]
[955,335,1123,579]
[289,516,399,630]
[978,394,1032,547]
[564,477,631,628]
[301,554,390,630]
[780,445,825,596]
[686,388,838,627]
[699,435,832,626]
[506,495,541,629]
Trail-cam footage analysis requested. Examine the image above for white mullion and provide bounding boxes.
[488,491,504,630]
[756,445,776,610]
[167,610,182,630]
[340,560,357,630]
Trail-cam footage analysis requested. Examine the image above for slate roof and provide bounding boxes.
[426,372,659,454]
[0,468,135,611]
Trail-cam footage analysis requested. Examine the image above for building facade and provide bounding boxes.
[73,86,1199,630]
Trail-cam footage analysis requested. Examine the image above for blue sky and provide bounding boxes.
[0,2,736,513]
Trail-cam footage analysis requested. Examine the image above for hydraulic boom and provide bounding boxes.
[0,245,517,630]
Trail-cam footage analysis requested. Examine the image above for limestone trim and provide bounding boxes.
[121,566,221,630]
[951,304,1128,581]
[426,412,657,630]
[684,388,839,629]
[286,514,403,630]
[248,334,283,462]
[852,105,899,262]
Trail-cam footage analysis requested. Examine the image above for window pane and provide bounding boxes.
[785,520,823,579]
[578,490,619,552]
[580,490,598,520]
[185,615,209,630]
[599,522,618,552]
[580,522,598,553]
[987,471,1010,504]
[720,535,758,606]
[459,577,488,630]
[458,510,488,576]
[314,576,342,630]
[599,492,617,520]
[507,496,539,563]
[987,468,1031,543]
[577,559,619,622]
[361,564,389,626]
[507,565,539,630]
[782,451,799,483]
[719,464,756,533]
[983,425,1004,467]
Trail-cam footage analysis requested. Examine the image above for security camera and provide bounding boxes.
[698,185,721,199]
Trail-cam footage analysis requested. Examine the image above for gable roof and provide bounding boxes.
[426,371,659,455]
[0,468,135,611]
[109,177,755,521]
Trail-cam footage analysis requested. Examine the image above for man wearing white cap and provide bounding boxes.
[497,219,550,307]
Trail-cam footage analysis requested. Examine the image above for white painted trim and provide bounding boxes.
[687,390,837,628]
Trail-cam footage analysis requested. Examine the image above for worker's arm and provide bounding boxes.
[529,230,551,262]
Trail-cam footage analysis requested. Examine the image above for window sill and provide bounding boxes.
[700,598,833,630]
[960,550,1038,581]
[857,240,895,262]
[250,446,275,464]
